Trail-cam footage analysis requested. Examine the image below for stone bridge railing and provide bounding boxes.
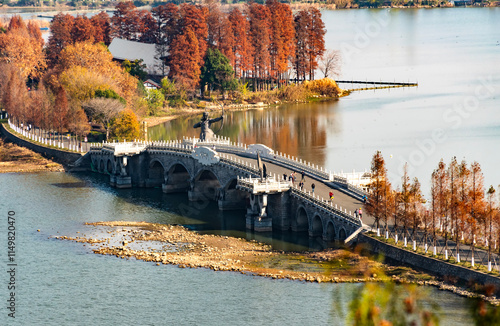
[90,140,193,156]
[236,176,291,194]
[289,185,362,227]
[183,136,247,155]
[8,120,84,152]
[219,154,259,176]
[182,136,368,196]
[89,138,368,197]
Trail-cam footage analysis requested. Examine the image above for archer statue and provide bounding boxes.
[193,109,224,141]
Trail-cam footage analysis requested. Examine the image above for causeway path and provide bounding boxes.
[222,151,370,225]
[219,151,500,270]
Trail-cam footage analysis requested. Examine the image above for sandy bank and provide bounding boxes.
[0,138,64,173]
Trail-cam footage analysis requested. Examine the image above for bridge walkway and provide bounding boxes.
[221,151,372,226]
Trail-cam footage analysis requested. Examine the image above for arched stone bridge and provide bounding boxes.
[87,138,368,242]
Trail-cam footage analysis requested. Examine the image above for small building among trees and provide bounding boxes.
[143,79,161,90]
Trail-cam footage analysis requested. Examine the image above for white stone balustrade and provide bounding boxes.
[6,119,94,153]
[237,176,290,194]
[7,117,367,196]
[290,183,362,226]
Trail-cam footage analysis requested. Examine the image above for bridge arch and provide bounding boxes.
[338,228,347,241]
[310,214,323,237]
[325,221,336,241]
[189,169,221,201]
[293,205,309,232]
[218,178,248,210]
[163,162,191,193]
[147,160,165,187]
[106,158,113,174]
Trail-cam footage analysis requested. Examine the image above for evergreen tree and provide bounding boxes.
[200,48,237,97]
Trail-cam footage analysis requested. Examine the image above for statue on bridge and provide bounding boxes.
[193,110,224,141]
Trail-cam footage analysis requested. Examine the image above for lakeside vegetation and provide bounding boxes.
[365,151,500,273]
[2,3,500,323]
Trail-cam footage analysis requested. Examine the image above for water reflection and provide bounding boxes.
[149,101,341,168]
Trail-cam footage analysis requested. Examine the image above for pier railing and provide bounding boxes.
[8,119,85,153]
[183,136,248,154]
[182,136,369,197]
[235,175,362,227]
[219,153,259,176]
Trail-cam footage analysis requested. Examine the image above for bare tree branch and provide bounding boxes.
[83,98,125,140]
[318,49,341,79]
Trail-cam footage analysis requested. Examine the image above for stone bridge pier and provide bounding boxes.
[245,194,271,232]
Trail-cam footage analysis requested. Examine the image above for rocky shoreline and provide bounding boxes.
[53,220,500,305]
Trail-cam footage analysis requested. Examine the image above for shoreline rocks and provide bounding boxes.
[53,220,500,305]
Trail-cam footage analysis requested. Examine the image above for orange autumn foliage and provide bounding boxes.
[0,16,46,81]
[55,42,137,103]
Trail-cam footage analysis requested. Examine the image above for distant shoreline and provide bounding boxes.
[1,2,498,16]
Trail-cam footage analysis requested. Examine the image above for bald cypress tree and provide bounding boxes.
[365,151,392,235]
[469,161,485,266]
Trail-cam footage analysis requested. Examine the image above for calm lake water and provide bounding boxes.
[0,172,473,325]
[2,7,499,325]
